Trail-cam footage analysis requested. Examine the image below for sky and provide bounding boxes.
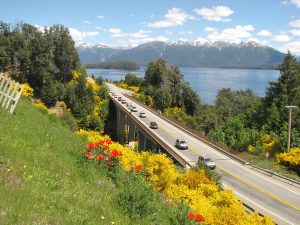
[1,0,300,54]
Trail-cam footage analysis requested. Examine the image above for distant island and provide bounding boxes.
[85,60,140,71]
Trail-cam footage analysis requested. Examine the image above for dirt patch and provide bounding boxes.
[0,162,22,186]
[48,101,65,116]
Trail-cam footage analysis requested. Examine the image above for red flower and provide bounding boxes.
[85,151,93,158]
[103,146,108,152]
[106,139,112,145]
[108,161,114,167]
[87,143,97,149]
[97,155,104,161]
[187,213,195,220]
[194,214,205,222]
[134,164,144,170]
[109,149,122,158]
[98,140,105,145]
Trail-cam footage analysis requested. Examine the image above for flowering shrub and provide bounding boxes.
[32,101,48,111]
[276,147,300,173]
[80,132,275,225]
[248,133,279,155]
[20,83,34,98]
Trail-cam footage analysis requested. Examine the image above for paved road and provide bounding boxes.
[107,83,300,225]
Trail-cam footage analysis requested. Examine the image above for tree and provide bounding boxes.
[181,82,200,116]
[144,58,166,87]
[215,88,259,121]
[167,65,183,107]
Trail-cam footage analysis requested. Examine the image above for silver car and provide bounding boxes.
[175,138,188,150]
[139,112,146,118]
[198,155,216,170]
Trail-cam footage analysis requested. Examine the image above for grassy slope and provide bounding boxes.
[0,97,131,225]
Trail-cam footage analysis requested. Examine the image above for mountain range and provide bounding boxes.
[77,41,286,69]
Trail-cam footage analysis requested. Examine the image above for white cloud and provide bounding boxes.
[289,19,300,27]
[116,36,169,47]
[204,26,217,32]
[290,29,300,36]
[83,20,92,24]
[95,26,101,30]
[178,31,193,35]
[34,24,46,32]
[69,28,99,46]
[257,29,272,36]
[274,34,291,42]
[205,25,254,43]
[194,5,234,22]
[165,30,173,35]
[109,28,122,33]
[280,41,300,55]
[110,30,152,39]
[291,0,300,7]
[147,8,195,28]
[96,15,104,19]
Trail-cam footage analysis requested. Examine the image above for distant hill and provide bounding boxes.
[77,41,286,69]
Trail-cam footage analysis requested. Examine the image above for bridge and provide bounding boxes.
[107,83,300,225]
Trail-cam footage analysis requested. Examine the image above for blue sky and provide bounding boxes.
[1,0,300,54]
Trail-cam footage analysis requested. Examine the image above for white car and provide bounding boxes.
[139,112,146,118]
[131,106,138,112]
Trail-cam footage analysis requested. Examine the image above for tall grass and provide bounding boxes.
[0,97,131,224]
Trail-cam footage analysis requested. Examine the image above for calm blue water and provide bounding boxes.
[87,67,280,105]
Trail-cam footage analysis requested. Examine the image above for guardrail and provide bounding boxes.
[251,165,300,187]
[110,95,193,168]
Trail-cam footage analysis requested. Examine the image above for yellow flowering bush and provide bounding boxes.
[276,147,300,168]
[128,85,140,93]
[32,101,48,111]
[79,133,275,225]
[116,82,128,89]
[20,83,34,98]
[248,133,279,155]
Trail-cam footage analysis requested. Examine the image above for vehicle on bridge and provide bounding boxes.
[130,106,138,112]
[139,111,146,118]
[175,138,188,149]
[149,121,158,129]
[198,155,216,170]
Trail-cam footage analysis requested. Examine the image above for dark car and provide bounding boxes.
[149,121,158,129]
[175,138,188,149]
[198,155,216,170]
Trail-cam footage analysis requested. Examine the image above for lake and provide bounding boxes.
[87,67,280,105]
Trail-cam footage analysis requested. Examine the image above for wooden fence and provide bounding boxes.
[0,73,23,114]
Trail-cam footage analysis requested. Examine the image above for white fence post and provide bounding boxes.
[0,73,24,114]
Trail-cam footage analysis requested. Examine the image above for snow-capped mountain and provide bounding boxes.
[77,41,285,68]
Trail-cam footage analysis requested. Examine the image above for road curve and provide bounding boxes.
[107,83,300,225]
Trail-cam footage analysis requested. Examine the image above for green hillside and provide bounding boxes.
[0,97,132,224]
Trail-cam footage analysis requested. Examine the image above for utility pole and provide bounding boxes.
[285,106,298,151]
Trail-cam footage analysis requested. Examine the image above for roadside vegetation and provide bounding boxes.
[0,20,292,224]
[117,55,300,177]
